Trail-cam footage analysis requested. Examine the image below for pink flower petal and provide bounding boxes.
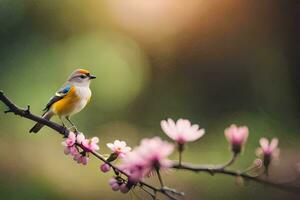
[161,120,177,141]
[269,138,279,152]
[120,184,129,193]
[119,137,174,182]
[259,137,269,150]
[76,133,85,143]
[91,137,99,143]
[107,143,114,149]
[111,183,120,191]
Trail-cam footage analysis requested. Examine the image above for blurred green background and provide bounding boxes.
[0,1,300,200]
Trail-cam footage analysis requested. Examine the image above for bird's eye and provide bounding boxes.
[80,75,86,79]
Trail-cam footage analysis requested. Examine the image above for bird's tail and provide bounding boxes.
[29,111,54,133]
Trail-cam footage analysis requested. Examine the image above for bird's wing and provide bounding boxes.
[43,84,72,111]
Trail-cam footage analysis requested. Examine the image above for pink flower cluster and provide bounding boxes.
[58,117,283,196]
[119,137,174,183]
[77,133,100,152]
[62,132,99,165]
[109,178,130,193]
[224,124,249,154]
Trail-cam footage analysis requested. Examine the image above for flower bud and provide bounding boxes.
[100,164,111,173]
[120,184,129,193]
[111,183,120,191]
[256,138,280,170]
[224,124,249,154]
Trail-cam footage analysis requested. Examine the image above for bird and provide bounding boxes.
[29,69,96,133]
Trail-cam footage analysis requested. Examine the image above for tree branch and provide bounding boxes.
[172,162,300,194]
[0,90,182,200]
[0,91,69,137]
[1,90,300,199]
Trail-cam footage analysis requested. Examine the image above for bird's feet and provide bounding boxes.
[68,125,78,133]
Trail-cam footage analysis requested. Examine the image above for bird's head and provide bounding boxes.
[68,68,96,86]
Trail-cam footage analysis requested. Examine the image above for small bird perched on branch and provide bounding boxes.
[29,69,96,133]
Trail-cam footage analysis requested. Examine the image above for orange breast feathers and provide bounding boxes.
[51,86,80,116]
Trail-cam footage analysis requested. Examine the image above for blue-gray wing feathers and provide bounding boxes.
[43,84,71,111]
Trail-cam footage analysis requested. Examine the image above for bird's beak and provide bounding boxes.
[89,74,96,79]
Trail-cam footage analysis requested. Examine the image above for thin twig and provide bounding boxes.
[172,162,300,194]
[156,168,164,188]
[218,152,238,169]
[178,151,182,166]
[178,144,184,166]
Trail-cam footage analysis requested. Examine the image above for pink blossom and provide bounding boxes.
[109,178,117,185]
[64,146,79,156]
[61,132,95,165]
[138,137,174,168]
[224,124,249,154]
[109,178,120,191]
[100,163,111,173]
[76,132,85,143]
[62,132,80,157]
[107,140,131,158]
[77,133,100,152]
[81,157,89,165]
[256,137,280,167]
[111,183,120,191]
[120,137,174,182]
[74,154,89,165]
[161,118,205,144]
[119,151,147,182]
[120,184,129,193]
[61,131,76,147]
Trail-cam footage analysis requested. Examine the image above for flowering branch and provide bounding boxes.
[172,161,300,194]
[0,91,182,200]
[1,90,300,199]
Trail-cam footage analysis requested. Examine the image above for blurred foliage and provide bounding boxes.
[0,0,299,200]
